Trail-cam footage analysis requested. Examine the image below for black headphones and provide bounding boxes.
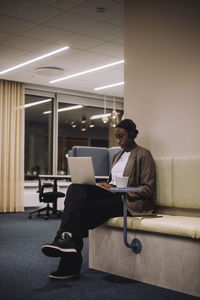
[128,130,137,139]
[116,119,139,139]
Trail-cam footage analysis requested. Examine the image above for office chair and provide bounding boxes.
[28,177,65,220]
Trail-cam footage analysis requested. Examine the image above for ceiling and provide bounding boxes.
[0,0,124,98]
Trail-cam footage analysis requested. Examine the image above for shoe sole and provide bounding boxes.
[49,273,80,280]
[42,245,77,257]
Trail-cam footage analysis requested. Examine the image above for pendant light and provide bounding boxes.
[102,95,109,123]
[70,120,77,128]
[80,114,87,124]
[109,97,119,127]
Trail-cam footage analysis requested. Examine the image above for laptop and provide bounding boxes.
[68,157,97,185]
[68,157,111,192]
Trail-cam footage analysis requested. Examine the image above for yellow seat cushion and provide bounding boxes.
[105,215,200,239]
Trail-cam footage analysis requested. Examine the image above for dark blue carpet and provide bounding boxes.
[0,212,197,300]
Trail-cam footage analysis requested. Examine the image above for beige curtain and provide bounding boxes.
[0,80,24,212]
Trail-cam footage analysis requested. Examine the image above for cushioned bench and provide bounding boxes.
[89,156,200,297]
[106,215,200,239]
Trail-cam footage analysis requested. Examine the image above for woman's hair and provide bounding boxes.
[116,119,139,139]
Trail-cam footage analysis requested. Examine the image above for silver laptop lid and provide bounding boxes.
[68,157,96,185]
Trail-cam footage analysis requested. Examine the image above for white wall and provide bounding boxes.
[124,0,200,157]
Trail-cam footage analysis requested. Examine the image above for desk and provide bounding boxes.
[110,187,142,254]
[39,174,108,180]
[39,174,109,192]
[38,174,109,212]
[39,175,70,193]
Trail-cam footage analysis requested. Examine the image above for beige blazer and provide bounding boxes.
[109,144,156,215]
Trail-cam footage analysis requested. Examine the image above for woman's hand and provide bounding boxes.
[97,182,115,190]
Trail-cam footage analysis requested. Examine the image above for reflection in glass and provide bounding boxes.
[57,103,123,174]
[25,95,53,179]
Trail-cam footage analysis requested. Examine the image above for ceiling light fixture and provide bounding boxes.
[96,7,105,14]
[0,46,69,75]
[18,98,52,109]
[102,95,109,123]
[70,120,77,128]
[94,81,124,91]
[34,67,64,76]
[80,115,87,124]
[90,113,111,120]
[80,125,87,132]
[43,104,83,115]
[49,60,124,84]
[89,121,95,128]
[110,97,119,128]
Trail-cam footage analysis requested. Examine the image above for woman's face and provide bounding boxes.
[114,127,132,150]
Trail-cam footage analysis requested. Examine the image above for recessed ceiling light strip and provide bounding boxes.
[0,46,69,75]
[94,81,124,91]
[50,60,124,84]
[90,113,111,120]
[24,98,52,108]
[43,104,83,115]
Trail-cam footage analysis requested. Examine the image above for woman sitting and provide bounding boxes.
[41,119,156,280]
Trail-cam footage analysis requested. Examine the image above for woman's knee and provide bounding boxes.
[67,183,84,193]
[64,183,86,205]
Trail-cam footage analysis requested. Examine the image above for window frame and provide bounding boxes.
[25,85,124,179]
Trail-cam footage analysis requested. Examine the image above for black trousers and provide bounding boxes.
[56,184,124,250]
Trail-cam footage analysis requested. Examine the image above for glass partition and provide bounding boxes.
[57,102,117,174]
[24,91,123,179]
[24,95,53,179]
